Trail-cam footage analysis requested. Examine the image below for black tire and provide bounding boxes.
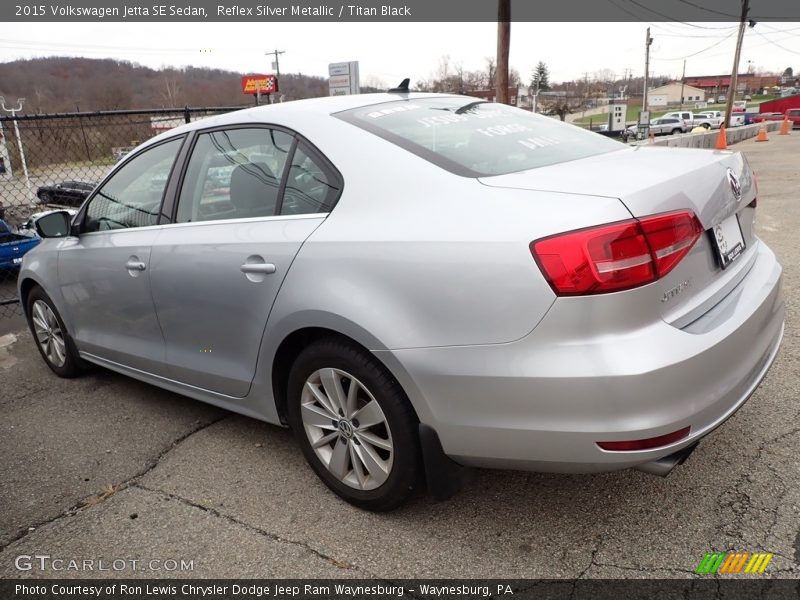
[671,128,682,135]
[39,192,52,204]
[702,123,711,130]
[26,286,85,378]
[287,337,421,511]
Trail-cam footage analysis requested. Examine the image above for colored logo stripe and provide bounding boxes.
[745,553,773,573]
[697,552,773,574]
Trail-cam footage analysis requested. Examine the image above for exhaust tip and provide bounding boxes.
[634,442,699,477]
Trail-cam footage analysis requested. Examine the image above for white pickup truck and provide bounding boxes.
[673,110,744,130]
[694,111,723,129]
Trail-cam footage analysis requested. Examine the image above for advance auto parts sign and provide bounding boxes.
[241,74,278,95]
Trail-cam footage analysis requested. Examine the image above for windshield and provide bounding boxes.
[336,97,624,177]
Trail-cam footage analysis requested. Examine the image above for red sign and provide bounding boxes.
[241,74,278,95]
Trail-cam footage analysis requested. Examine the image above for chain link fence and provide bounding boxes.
[0,106,245,321]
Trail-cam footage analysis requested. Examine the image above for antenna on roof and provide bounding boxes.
[388,78,410,93]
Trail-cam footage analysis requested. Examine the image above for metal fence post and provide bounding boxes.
[184,106,191,124]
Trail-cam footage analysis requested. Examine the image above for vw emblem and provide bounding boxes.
[727,168,742,202]
[337,420,354,438]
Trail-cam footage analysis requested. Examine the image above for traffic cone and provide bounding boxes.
[714,126,728,150]
[756,126,769,142]
[779,116,791,135]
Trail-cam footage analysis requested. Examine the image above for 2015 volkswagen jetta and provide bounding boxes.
[20,93,784,510]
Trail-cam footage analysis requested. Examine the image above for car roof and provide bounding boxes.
[144,92,456,148]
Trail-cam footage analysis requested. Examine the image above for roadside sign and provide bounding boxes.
[241,74,278,95]
[328,61,360,96]
[329,63,351,76]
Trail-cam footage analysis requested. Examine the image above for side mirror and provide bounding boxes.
[35,211,72,238]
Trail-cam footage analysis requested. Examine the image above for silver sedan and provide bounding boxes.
[20,93,784,510]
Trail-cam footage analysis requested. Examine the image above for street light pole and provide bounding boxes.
[0,96,31,197]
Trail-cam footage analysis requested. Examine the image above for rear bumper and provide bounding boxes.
[381,241,784,472]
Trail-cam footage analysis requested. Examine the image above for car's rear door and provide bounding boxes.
[148,126,341,398]
[57,137,185,375]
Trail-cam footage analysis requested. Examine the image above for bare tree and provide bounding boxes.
[485,57,496,89]
[160,72,183,107]
[539,96,582,121]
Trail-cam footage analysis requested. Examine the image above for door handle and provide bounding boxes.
[240,263,276,275]
[125,260,146,271]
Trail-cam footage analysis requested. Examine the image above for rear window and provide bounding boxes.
[336,97,624,177]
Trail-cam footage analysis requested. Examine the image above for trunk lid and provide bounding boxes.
[481,146,758,328]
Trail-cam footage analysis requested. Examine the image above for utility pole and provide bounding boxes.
[642,27,653,111]
[0,96,30,196]
[496,0,510,104]
[641,28,653,140]
[266,48,285,104]
[679,59,686,109]
[724,0,751,128]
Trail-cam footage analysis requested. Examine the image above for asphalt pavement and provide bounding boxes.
[1,133,798,579]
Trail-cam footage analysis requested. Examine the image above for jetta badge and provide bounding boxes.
[727,168,742,202]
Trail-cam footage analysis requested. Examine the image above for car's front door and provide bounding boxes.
[149,127,341,397]
[58,137,184,375]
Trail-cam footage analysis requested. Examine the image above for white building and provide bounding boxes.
[648,82,706,107]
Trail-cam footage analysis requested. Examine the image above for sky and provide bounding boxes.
[1,21,799,86]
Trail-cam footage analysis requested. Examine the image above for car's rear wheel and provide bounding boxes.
[26,286,83,378]
[287,338,420,511]
[38,192,52,204]
[671,128,682,135]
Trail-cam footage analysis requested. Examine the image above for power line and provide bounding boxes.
[651,29,737,61]
[672,0,740,19]
[753,30,800,56]
[622,0,737,29]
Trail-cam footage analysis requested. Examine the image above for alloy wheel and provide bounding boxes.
[31,299,67,368]
[300,368,394,490]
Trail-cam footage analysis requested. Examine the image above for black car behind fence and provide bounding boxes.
[0,106,246,320]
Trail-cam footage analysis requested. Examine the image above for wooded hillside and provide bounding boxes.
[0,57,330,113]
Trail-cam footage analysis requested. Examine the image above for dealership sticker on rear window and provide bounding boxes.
[713,213,745,268]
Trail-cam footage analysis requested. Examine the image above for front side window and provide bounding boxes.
[84,138,182,232]
[176,128,292,223]
[336,97,624,177]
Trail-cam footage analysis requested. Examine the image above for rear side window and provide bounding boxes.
[176,128,292,223]
[280,143,340,215]
[336,97,623,177]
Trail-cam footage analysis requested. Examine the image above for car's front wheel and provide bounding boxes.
[26,286,84,378]
[287,338,420,511]
[38,192,52,204]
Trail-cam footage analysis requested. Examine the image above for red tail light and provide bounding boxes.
[531,211,703,296]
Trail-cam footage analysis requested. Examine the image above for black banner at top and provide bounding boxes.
[3,0,800,22]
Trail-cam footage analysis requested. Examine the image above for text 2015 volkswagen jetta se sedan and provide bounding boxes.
[20,93,784,510]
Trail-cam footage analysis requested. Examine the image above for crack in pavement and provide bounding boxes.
[133,482,367,574]
[714,421,800,553]
[0,413,229,554]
